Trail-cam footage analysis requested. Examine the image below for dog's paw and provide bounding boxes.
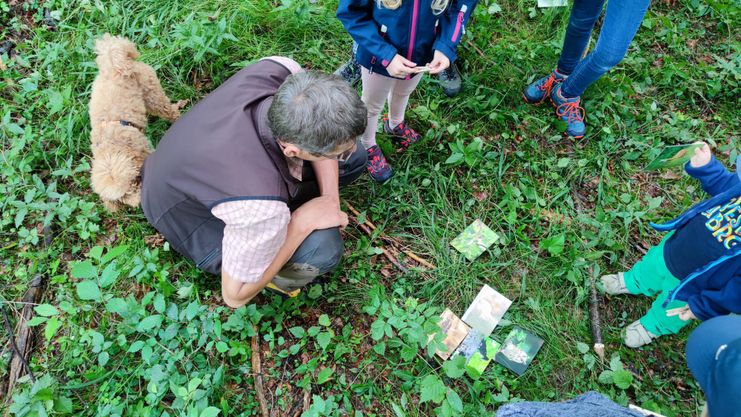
[175,99,189,109]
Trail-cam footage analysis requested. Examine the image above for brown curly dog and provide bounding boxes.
[89,34,186,211]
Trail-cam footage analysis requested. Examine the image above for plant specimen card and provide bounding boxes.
[453,329,501,379]
[537,0,567,7]
[495,327,544,376]
[435,308,470,360]
[645,143,703,171]
[461,284,512,336]
[451,219,500,261]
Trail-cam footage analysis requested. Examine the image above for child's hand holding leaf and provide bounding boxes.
[690,142,712,168]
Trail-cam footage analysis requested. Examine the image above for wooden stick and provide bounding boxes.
[251,324,269,417]
[588,268,605,362]
[350,217,408,272]
[343,199,435,270]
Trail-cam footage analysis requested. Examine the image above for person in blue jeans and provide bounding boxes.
[522,0,651,138]
[686,315,741,417]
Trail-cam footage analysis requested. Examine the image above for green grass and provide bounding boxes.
[1,0,739,416]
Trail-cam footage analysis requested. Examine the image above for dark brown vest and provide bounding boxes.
[140,59,300,272]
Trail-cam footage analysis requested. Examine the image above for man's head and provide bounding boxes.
[268,71,367,161]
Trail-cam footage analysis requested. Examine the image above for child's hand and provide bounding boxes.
[690,142,712,168]
[426,50,451,75]
[666,306,697,321]
[387,54,420,78]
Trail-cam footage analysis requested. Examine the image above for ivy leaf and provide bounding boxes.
[136,315,163,332]
[34,304,59,317]
[419,374,446,404]
[76,280,101,301]
[316,367,333,385]
[613,370,634,389]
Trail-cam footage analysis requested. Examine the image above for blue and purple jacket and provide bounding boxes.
[654,155,741,320]
[337,0,479,78]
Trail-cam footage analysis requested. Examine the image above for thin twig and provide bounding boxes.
[350,216,408,272]
[251,324,269,417]
[588,267,605,362]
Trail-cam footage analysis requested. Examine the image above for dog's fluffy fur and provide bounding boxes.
[89,34,184,211]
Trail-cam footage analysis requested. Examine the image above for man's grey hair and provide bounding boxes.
[268,71,367,155]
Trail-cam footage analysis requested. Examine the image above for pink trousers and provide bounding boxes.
[360,67,423,149]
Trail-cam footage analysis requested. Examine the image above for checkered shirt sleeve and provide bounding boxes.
[211,200,291,283]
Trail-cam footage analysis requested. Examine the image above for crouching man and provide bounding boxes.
[140,57,367,307]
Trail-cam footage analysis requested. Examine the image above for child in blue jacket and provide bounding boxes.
[337,0,478,182]
[601,143,741,348]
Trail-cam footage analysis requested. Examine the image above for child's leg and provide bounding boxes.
[387,73,423,127]
[556,0,606,75]
[360,68,395,149]
[623,233,676,297]
[639,281,690,336]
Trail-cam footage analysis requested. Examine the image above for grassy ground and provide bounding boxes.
[1,0,739,415]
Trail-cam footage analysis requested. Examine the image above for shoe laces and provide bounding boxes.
[537,73,559,93]
[556,99,585,124]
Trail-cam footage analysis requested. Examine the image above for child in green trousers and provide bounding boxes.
[601,143,741,348]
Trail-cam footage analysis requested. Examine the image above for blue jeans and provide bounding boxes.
[557,0,651,98]
[686,315,741,417]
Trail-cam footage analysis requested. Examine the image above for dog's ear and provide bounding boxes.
[94,34,140,77]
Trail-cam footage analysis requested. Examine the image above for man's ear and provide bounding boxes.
[280,142,302,158]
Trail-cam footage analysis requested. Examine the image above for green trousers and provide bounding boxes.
[623,233,691,336]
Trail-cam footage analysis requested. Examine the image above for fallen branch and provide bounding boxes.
[588,267,605,362]
[251,324,269,417]
[343,199,435,270]
[351,217,407,272]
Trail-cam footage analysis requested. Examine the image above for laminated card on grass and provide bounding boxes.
[453,329,501,379]
[495,327,544,376]
[435,308,470,360]
[461,284,512,336]
[451,219,500,261]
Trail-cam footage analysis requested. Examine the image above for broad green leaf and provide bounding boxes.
[370,319,385,340]
[44,317,61,341]
[446,389,463,413]
[87,246,104,261]
[373,342,386,355]
[76,280,101,301]
[99,261,120,288]
[318,314,331,327]
[289,326,306,338]
[598,370,614,385]
[215,341,229,353]
[316,331,332,350]
[199,407,221,417]
[27,316,48,326]
[316,367,333,385]
[106,298,128,315]
[136,315,163,332]
[539,234,565,256]
[53,396,73,413]
[419,374,446,404]
[128,340,145,353]
[442,355,467,379]
[613,370,634,389]
[71,261,97,279]
[34,304,59,317]
[101,245,129,264]
[576,342,590,354]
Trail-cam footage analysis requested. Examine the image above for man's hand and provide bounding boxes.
[666,305,697,321]
[291,196,348,235]
[690,142,712,168]
[426,50,451,75]
[387,54,420,78]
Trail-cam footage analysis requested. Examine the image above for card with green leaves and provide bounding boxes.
[453,329,501,379]
[451,219,500,261]
[645,143,703,171]
[435,308,470,360]
[495,327,544,376]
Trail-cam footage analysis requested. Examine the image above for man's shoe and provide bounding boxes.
[600,272,630,295]
[438,64,462,97]
[383,117,421,149]
[366,145,393,183]
[550,84,586,139]
[624,320,658,348]
[523,69,567,104]
[334,57,362,86]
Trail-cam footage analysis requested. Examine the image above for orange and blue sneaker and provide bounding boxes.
[366,145,393,183]
[523,69,567,104]
[383,116,421,149]
[550,84,586,139]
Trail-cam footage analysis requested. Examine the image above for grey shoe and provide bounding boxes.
[438,64,462,97]
[624,320,658,348]
[334,58,362,86]
[601,272,630,295]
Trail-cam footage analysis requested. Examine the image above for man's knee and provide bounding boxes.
[339,146,367,186]
[285,227,344,276]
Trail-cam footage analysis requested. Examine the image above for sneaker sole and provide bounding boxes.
[522,92,547,106]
